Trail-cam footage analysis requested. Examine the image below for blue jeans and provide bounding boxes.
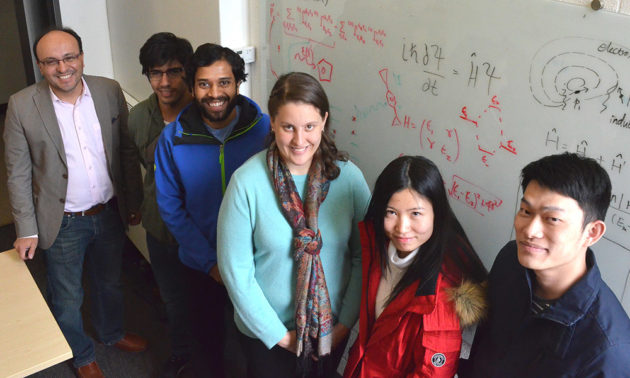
[44,205,125,368]
[146,232,192,358]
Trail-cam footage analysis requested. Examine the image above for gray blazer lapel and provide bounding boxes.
[88,77,114,165]
[33,81,67,166]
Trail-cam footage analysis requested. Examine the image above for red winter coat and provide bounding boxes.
[344,222,486,378]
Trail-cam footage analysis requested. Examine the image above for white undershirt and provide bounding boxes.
[375,242,420,319]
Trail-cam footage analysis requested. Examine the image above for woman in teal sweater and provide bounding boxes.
[217,72,370,377]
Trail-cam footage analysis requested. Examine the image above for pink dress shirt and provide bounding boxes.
[51,79,114,212]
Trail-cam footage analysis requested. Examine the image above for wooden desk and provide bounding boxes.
[0,249,72,377]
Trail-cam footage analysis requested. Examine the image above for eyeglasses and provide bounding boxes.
[148,67,184,81]
[39,53,81,67]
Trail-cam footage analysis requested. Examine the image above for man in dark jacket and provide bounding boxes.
[464,152,630,377]
[128,32,194,377]
[155,43,270,377]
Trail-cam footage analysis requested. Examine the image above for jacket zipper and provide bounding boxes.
[219,116,262,194]
[181,116,263,195]
[219,144,226,194]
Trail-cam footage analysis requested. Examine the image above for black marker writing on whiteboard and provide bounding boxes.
[468,53,501,96]
[544,128,626,175]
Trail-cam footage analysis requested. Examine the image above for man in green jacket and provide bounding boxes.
[128,32,193,377]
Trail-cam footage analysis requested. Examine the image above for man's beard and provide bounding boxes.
[197,94,238,124]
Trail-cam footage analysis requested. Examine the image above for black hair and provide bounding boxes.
[521,152,612,227]
[186,43,247,88]
[365,156,487,303]
[267,72,348,180]
[33,27,82,61]
[139,32,193,76]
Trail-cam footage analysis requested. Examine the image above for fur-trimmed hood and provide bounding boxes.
[447,280,488,328]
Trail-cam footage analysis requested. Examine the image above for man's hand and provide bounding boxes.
[209,264,223,285]
[14,237,38,260]
[277,330,297,354]
[128,211,142,226]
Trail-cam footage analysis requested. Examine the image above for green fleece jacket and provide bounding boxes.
[128,93,177,244]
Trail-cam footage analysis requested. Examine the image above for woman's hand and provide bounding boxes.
[331,323,350,350]
[281,324,349,360]
[277,330,297,354]
[311,323,351,361]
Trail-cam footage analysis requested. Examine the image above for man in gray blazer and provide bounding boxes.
[3,28,146,378]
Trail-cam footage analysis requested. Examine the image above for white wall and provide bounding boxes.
[58,0,114,78]
[106,0,222,102]
[244,0,268,110]
[219,0,251,97]
[56,0,265,103]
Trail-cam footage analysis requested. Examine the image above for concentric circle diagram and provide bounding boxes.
[530,37,620,111]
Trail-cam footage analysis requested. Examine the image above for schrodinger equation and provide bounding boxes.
[401,40,501,96]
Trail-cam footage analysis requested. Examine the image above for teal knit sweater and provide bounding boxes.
[217,150,370,348]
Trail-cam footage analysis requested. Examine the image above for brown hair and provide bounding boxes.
[267,72,348,180]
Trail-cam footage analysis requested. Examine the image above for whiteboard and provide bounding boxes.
[262,0,630,313]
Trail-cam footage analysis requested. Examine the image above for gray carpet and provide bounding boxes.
[0,223,175,377]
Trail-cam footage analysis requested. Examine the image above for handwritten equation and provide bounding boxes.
[607,191,630,250]
[377,68,516,167]
[401,40,501,96]
[447,175,503,216]
[420,119,460,163]
[611,191,630,215]
[544,128,627,175]
[379,68,461,163]
[269,3,386,49]
[269,3,386,80]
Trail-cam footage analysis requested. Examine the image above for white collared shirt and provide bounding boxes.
[50,78,114,211]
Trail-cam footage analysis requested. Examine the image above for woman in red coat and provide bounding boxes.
[344,156,488,378]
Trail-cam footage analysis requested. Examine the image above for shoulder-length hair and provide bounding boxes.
[267,72,347,180]
[365,156,487,302]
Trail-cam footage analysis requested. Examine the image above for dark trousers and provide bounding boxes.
[146,233,192,358]
[188,268,229,377]
[44,205,125,368]
[238,330,348,378]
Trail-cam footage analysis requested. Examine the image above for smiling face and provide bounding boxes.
[383,188,434,258]
[36,30,84,102]
[514,180,603,279]
[271,102,327,175]
[148,60,189,107]
[193,59,239,129]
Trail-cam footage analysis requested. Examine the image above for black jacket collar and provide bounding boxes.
[175,95,261,145]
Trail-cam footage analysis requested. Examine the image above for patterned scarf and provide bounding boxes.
[266,145,334,367]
